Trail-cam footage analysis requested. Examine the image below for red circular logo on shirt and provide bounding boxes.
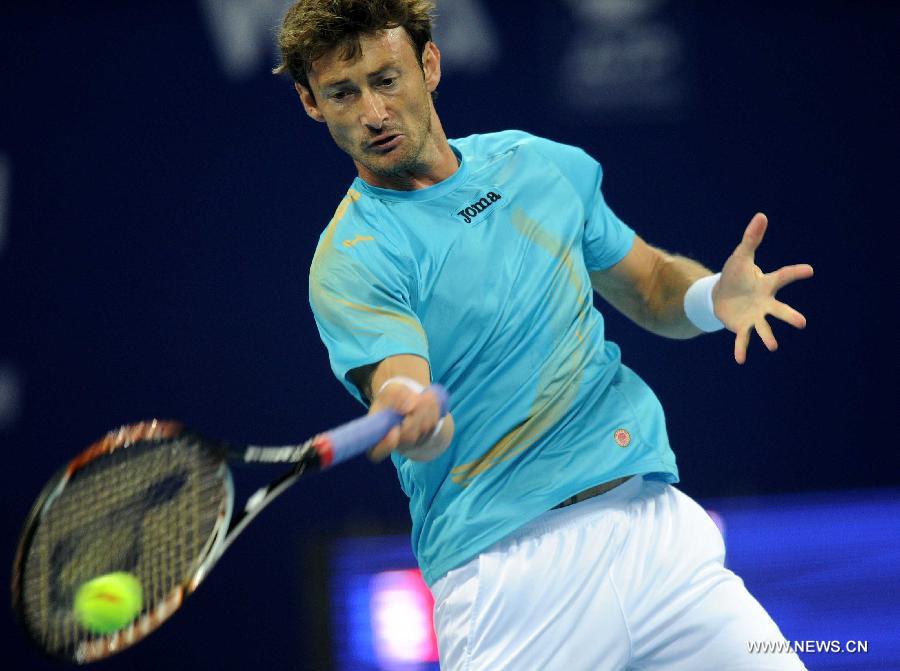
[614,429,631,448]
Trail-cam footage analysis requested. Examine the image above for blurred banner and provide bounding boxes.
[1,1,897,669]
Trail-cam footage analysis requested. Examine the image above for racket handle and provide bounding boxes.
[325,384,449,467]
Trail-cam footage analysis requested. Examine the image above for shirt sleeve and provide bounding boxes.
[309,220,429,405]
[527,134,636,271]
[582,168,635,272]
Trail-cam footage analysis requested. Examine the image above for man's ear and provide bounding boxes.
[295,82,326,123]
[422,41,442,93]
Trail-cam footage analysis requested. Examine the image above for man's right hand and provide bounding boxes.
[368,379,447,462]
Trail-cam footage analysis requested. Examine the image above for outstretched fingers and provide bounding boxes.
[734,327,751,365]
[726,214,813,364]
[734,212,769,260]
[733,318,779,365]
[755,319,778,352]
[770,299,807,329]
[771,263,815,291]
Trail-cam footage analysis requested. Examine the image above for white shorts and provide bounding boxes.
[431,476,806,671]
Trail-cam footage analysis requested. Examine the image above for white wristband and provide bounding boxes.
[376,376,448,462]
[684,273,725,332]
[377,375,425,396]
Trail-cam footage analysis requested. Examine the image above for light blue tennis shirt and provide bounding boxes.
[310,131,678,586]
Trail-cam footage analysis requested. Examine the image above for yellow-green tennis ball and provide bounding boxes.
[73,572,143,634]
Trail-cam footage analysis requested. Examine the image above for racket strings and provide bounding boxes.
[20,435,228,658]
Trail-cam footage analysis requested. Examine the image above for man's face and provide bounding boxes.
[298,28,441,186]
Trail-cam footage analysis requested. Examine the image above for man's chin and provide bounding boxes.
[361,151,414,177]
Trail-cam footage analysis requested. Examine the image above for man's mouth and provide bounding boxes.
[368,133,403,152]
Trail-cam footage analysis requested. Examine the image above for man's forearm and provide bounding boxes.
[591,242,715,340]
[642,252,715,339]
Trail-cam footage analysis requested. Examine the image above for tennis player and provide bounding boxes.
[275,1,812,669]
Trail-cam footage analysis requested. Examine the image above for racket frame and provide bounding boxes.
[11,420,237,663]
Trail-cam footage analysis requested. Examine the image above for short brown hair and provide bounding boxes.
[273,0,436,90]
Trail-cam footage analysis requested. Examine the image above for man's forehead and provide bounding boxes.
[309,26,416,84]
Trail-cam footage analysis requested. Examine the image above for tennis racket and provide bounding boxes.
[11,384,448,664]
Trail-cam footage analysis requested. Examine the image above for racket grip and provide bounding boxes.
[325,384,449,467]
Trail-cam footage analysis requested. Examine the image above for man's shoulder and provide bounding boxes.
[451,129,543,156]
[310,184,412,281]
[452,130,595,169]
[313,187,377,258]
[320,185,382,235]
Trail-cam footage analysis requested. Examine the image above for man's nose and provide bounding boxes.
[360,88,388,130]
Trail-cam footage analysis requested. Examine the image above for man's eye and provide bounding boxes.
[380,77,396,87]
[331,90,351,101]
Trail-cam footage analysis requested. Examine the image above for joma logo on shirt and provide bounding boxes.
[456,191,502,224]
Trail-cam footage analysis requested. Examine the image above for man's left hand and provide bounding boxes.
[713,212,814,364]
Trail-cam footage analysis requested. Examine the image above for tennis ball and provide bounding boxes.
[73,572,143,635]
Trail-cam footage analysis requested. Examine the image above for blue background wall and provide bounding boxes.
[2,1,897,668]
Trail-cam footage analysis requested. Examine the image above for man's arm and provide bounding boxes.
[349,353,455,461]
[590,213,814,362]
[590,234,710,339]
